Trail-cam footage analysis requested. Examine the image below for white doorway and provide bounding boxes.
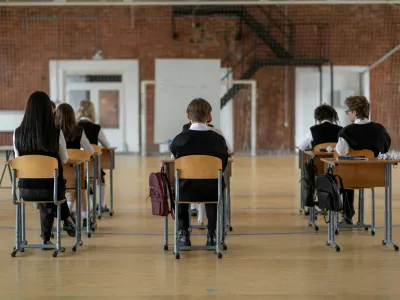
[49,60,139,153]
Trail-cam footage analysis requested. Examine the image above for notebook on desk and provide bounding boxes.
[338,156,368,161]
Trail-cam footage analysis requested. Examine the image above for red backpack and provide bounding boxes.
[149,167,175,218]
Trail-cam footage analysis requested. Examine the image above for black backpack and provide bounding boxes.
[301,158,317,207]
[315,173,344,212]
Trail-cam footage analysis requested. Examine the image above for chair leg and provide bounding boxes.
[371,188,376,235]
[216,201,222,259]
[11,204,21,257]
[53,204,65,257]
[174,200,179,259]
[163,216,168,251]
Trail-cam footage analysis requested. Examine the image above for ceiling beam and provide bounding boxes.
[1,0,400,7]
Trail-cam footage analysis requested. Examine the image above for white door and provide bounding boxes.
[66,82,124,150]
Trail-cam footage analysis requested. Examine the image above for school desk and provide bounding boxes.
[321,158,400,252]
[101,147,117,217]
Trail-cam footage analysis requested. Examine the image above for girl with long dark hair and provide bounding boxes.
[13,91,76,247]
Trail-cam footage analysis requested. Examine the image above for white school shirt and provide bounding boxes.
[78,117,111,148]
[297,120,332,151]
[335,118,371,156]
[190,123,232,152]
[13,129,69,164]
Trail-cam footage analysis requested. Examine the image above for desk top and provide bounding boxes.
[321,158,400,165]
[102,147,117,151]
[0,146,14,151]
[304,151,334,157]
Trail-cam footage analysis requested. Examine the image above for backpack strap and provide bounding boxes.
[334,174,345,194]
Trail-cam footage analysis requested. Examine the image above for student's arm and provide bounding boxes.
[298,131,312,151]
[12,131,19,158]
[170,137,178,158]
[98,129,111,148]
[81,131,94,155]
[59,130,69,164]
[219,137,229,172]
[382,126,391,153]
[211,127,233,153]
[336,137,350,156]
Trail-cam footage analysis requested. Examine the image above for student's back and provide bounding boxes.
[310,122,343,148]
[339,122,390,157]
[171,129,228,202]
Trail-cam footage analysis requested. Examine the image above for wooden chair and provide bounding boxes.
[11,155,65,257]
[313,143,336,152]
[173,155,224,260]
[64,149,92,241]
[333,149,376,235]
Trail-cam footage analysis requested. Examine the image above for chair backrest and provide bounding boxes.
[91,144,102,155]
[67,149,91,162]
[333,149,374,158]
[314,143,336,152]
[11,155,58,179]
[175,155,222,179]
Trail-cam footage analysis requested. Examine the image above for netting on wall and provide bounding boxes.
[0,4,399,151]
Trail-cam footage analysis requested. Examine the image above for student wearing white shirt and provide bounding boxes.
[76,100,111,213]
[55,103,94,228]
[13,92,76,247]
[336,96,391,224]
[298,104,342,151]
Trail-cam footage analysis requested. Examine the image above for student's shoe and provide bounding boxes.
[178,230,191,249]
[102,206,110,213]
[70,212,76,224]
[339,218,353,225]
[41,240,53,251]
[63,220,76,237]
[206,232,216,249]
[190,209,198,217]
[82,217,93,228]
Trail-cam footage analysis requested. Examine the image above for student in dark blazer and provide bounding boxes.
[171,98,228,248]
[298,104,342,151]
[76,99,111,213]
[13,92,76,247]
[336,96,391,224]
[55,103,94,228]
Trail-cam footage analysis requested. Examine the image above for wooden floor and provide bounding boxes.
[0,155,400,299]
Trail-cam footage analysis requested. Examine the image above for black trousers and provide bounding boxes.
[178,203,217,233]
[39,202,70,241]
[343,189,355,219]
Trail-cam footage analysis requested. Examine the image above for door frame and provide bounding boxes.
[49,59,139,153]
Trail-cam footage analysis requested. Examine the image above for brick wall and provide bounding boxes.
[0,5,399,151]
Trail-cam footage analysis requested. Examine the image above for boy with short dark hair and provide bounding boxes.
[171,98,228,247]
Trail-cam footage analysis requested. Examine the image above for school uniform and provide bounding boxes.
[298,120,343,151]
[182,122,213,131]
[77,118,110,183]
[65,127,94,155]
[13,128,71,242]
[336,118,391,222]
[170,123,228,236]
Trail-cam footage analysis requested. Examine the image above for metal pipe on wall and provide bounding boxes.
[2,0,400,6]
[330,63,334,106]
[319,65,323,105]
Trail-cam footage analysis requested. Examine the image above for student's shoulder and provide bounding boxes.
[338,123,356,136]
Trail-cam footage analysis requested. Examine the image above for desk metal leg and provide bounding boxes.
[382,164,399,251]
[86,162,92,238]
[73,164,83,252]
[91,157,97,232]
[98,156,103,220]
[299,151,305,214]
[163,163,169,251]
[109,151,114,216]
[326,210,340,252]
[227,164,232,232]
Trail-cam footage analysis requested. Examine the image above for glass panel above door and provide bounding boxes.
[67,90,90,111]
[99,90,119,129]
[66,75,123,83]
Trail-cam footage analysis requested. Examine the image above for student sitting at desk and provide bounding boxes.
[298,104,342,151]
[336,96,391,224]
[13,91,76,247]
[55,103,94,228]
[76,100,111,213]
[171,98,228,248]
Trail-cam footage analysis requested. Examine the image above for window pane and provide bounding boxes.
[99,90,119,129]
[67,90,90,112]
